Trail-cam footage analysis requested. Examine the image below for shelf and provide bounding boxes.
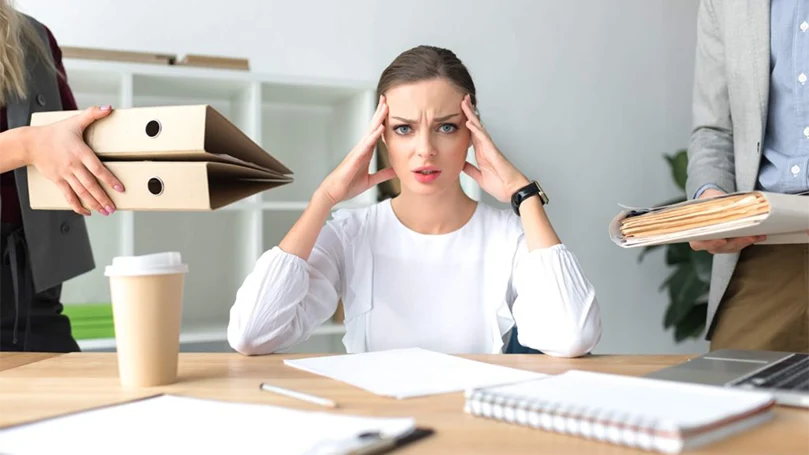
[76,322,346,351]
[57,57,370,355]
[63,58,372,92]
[312,322,347,336]
[218,200,371,211]
[61,213,126,305]
[259,88,376,207]
[132,211,255,328]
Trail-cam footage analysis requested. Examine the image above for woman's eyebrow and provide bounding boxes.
[390,113,461,123]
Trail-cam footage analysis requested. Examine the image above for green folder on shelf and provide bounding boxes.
[61,303,115,340]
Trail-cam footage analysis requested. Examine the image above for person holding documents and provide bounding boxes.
[0,5,124,351]
[686,0,809,351]
[228,45,602,357]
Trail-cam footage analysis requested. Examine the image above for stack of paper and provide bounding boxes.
[0,394,418,455]
[283,347,545,399]
[609,191,809,247]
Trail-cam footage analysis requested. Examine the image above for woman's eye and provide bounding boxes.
[393,125,412,135]
[438,124,457,133]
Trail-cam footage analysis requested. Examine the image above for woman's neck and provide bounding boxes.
[390,183,478,235]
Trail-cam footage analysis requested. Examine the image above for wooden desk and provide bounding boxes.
[1,353,807,454]
[0,352,63,372]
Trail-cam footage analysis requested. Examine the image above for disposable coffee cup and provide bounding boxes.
[104,252,188,387]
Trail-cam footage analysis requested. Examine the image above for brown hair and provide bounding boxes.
[375,45,477,201]
[0,0,58,106]
[376,45,477,108]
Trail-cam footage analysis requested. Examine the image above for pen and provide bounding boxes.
[259,382,338,408]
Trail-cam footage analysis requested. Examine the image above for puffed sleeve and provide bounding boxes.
[508,227,602,357]
[227,216,350,355]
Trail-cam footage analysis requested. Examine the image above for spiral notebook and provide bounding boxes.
[464,370,775,454]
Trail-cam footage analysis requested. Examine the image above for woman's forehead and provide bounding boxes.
[386,79,464,118]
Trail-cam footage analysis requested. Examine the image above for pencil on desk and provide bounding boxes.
[259,382,338,408]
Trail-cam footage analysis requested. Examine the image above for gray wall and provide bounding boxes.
[19,0,707,354]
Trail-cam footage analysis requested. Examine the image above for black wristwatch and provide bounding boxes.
[510,180,549,216]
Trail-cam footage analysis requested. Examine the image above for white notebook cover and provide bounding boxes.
[465,370,776,454]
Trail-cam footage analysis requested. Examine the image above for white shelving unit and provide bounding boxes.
[60,59,379,353]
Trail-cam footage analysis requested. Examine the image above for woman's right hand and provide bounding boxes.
[314,96,395,207]
[27,105,125,216]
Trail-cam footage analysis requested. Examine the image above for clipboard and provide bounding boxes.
[0,394,433,455]
[330,427,435,455]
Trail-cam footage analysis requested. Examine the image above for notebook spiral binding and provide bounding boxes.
[464,389,671,453]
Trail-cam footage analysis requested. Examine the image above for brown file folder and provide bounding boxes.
[27,105,293,211]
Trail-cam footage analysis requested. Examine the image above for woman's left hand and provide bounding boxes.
[460,94,530,203]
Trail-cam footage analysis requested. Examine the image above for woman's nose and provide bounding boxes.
[415,132,436,157]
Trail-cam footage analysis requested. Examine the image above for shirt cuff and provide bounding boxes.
[693,183,724,200]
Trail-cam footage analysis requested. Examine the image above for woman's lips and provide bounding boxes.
[413,166,441,183]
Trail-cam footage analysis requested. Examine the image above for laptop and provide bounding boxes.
[646,349,809,408]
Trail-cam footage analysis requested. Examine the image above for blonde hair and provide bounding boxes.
[0,0,57,106]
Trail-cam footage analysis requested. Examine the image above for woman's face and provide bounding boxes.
[382,78,471,196]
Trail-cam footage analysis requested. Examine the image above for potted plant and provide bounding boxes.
[638,150,713,342]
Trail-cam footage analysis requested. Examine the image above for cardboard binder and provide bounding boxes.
[27,105,293,211]
[609,191,809,247]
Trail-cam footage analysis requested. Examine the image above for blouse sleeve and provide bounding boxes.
[226,219,348,355]
[508,233,603,358]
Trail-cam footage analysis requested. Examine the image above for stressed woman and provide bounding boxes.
[227,45,602,357]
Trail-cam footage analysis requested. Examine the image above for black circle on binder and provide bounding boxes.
[147,177,164,196]
[145,120,162,138]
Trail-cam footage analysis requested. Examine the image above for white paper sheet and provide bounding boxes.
[0,395,415,455]
[283,347,545,399]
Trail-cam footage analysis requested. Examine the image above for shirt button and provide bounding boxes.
[804,127,809,138]
[802,21,809,32]
[60,222,71,234]
[36,94,46,106]
[792,165,801,176]
[800,73,808,84]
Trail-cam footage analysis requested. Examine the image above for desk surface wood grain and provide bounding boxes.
[0,352,61,372]
[1,352,807,454]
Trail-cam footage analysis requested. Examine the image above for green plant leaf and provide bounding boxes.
[674,302,708,342]
[692,250,713,283]
[659,268,680,292]
[665,243,693,265]
[638,244,664,262]
[665,150,689,191]
[662,264,710,329]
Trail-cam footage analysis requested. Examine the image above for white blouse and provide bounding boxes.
[227,199,602,357]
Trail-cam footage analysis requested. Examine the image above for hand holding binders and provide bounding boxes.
[609,191,809,248]
[27,105,293,211]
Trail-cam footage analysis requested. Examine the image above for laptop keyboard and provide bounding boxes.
[735,354,809,392]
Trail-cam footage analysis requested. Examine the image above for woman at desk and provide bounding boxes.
[228,45,602,357]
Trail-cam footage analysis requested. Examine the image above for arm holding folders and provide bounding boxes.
[609,191,809,248]
[26,105,293,211]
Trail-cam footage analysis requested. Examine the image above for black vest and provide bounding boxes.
[5,14,94,293]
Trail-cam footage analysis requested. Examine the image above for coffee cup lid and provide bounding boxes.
[105,252,188,277]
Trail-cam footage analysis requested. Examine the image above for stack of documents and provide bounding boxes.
[283,347,545,399]
[0,394,422,455]
[609,191,809,247]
